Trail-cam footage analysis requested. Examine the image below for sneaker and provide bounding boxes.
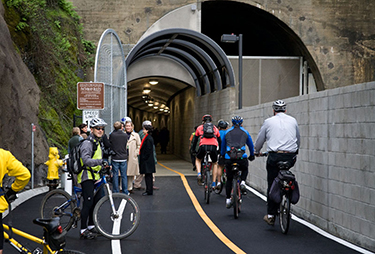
[88,227,99,234]
[211,182,216,190]
[240,181,246,191]
[263,215,275,226]
[226,198,232,209]
[80,229,96,240]
[216,182,222,190]
[197,174,202,185]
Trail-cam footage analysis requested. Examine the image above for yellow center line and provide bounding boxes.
[158,162,246,254]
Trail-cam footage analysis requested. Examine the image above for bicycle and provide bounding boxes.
[258,152,296,234]
[230,162,242,219]
[4,201,85,254]
[40,169,140,240]
[201,151,212,204]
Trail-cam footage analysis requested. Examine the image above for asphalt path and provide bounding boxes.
[2,156,367,254]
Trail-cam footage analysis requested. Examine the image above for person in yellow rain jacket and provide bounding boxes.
[0,148,31,253]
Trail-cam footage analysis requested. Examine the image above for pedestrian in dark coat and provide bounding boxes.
[139,124,155,196]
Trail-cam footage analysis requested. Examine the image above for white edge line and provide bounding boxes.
[245,184,374,254]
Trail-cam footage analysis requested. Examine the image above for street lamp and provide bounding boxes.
[221,33,243,109]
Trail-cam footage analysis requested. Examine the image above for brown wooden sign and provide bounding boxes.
[77,82,104,110]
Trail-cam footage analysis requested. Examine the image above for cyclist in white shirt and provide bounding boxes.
[254,100,300,226]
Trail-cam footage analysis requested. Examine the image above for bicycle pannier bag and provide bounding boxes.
[227,147,245,160]
[202,122,215,138]
[290,180,300,204]
[269,177,282,203]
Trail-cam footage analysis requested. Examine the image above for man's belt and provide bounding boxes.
[270,150,293,154]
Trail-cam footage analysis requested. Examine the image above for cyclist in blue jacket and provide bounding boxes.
[221,116,255,208]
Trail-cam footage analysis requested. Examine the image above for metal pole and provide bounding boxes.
[238,34,243,109]
[31,123,34,189]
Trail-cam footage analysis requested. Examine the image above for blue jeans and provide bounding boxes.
[111,161,128,194]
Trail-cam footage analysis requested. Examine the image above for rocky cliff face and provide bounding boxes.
[0,2,49,168]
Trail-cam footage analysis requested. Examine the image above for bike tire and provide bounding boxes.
[40,189,76,231]
[93,193,140,239]
[232,178,239,219]
[205,169,211,204]
[58,250,87,254]
[279,194,291,234]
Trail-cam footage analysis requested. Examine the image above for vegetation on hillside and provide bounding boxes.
[2,0,95,153]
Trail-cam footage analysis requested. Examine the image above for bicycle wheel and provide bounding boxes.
[40,189,76,231]
[204,169,211,204]
[279,194,291,234]
[93,193,140,239]
[58,250,86,254]
[232,178,239,219]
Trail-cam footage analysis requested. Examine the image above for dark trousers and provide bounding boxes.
[81,180,104,229]
[224,159,248,199]
[145,173,153,194]
[266,153,297,215]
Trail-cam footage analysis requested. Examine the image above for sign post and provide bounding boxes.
[77,82,105,129]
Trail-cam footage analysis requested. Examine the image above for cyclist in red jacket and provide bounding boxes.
[191,115,221,185]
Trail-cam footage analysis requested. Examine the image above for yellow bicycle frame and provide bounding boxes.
[3,224,57,254]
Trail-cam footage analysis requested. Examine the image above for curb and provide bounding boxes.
[3,186,49,217]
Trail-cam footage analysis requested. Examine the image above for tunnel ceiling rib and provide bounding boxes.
[126,28,235,95]
[133,54,202,96]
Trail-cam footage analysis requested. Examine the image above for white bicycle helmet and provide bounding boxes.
[89,118,107,127]
[272,100,286,112]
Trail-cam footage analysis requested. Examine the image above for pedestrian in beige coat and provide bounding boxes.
[125,121,141,193]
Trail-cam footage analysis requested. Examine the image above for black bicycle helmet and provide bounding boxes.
[202,114,212,122]
[217,119,228,129]
[231,116,243,126]
[89,118,107,127]
[272,100,286,112]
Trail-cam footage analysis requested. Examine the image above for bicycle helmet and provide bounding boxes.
[89,118,107,127]
[217,119,228,129]
[272,100,286,112]
[202,114,212,122]
[231,116,243,126]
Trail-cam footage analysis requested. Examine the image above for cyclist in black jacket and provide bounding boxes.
[221,116,255,208]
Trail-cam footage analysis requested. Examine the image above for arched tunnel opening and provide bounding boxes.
[125,1,322,158]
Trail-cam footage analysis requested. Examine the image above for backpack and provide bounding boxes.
[66,138,97,175]
[202,122,215,138]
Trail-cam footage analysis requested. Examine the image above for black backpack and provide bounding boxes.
[202,122,215,138]
[67,138,97,175]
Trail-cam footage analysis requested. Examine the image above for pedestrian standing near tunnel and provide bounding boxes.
[139,123,156,196]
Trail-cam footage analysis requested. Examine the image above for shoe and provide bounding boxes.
[216,182,222,190]
[211,182,216,190]
[226,198,232,209]
[197,174,202,185]
[153,186,160,190]
[134,187,145,191]
[240,181,246,191]
[142,192,153,196]
[263,215,275,226]
[80,229,96,240]
[128,190,134,194]
[88,227,99,234]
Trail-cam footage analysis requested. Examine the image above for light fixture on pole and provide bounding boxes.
[221,33,243,109]
[149,79,158,85]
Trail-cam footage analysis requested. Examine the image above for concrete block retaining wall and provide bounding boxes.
[238,82,375,251]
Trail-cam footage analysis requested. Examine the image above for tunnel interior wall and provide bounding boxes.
[239,82,375,251]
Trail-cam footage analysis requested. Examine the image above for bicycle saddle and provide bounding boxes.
[33,217,60,233]
[277,161,291,170]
